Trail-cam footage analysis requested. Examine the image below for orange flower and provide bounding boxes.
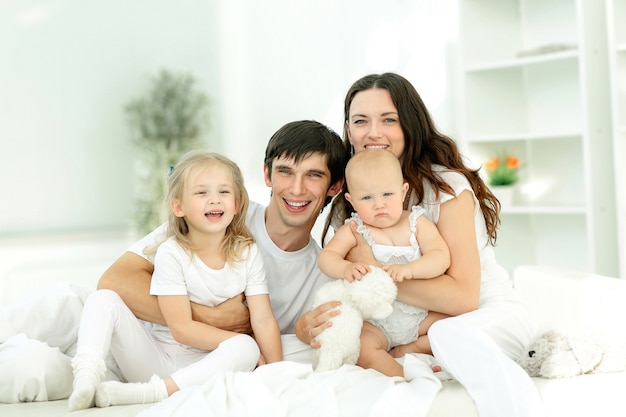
[483,153,520,186]
[485,157,500,172]
[506,155,520,170]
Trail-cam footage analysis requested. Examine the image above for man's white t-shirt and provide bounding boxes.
[127,201,331,335]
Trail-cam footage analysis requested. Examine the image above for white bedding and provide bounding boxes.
[0,283,444,416]
[138,355,442,417]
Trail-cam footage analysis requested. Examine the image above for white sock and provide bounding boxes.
[68,352,106,411]
[95,375,168,407]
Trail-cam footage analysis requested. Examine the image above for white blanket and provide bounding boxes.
[138,355,442,417]
[1,283,443,415]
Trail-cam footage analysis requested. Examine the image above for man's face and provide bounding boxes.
[264,152,341,231]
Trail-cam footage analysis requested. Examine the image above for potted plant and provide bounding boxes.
[484,153,520,205]
[125,68,210,236]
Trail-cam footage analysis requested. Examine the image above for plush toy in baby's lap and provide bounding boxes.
[312,266,397,372]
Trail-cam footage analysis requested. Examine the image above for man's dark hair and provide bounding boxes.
[264,120,348,197]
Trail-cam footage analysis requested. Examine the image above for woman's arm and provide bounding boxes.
[158,295,238,350]
[395,190,481,316]
[98,252,251,332]
[246,294,282,364]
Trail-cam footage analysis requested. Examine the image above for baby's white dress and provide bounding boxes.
[348,205,429,348]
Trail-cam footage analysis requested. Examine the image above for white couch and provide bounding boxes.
[1,264,625,417]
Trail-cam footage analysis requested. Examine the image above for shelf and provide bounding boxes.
[607,0,626,277]
[500,205,586,215]
[459,0,618,276]
[466,131,581,143]
[463,57,582,136]
[464,49,578,73]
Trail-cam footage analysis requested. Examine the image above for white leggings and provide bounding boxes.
[76,290,259,390]
[429,300,544,417]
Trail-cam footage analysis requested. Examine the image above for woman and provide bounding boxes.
[320,73,543,416]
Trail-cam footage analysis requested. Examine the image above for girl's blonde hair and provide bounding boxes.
[150,149,254,265]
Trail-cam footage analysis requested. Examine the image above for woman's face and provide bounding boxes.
[346,88,405,160]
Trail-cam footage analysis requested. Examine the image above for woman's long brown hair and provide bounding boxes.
[322,73,500,246]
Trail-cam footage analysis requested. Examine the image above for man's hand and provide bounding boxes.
[295,301,341,347]
[191,293,252,334]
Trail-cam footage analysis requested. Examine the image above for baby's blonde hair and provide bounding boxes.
[345,149,404,193]
[148,149,253,265]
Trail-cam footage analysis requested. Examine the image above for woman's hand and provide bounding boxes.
[295,301,341,347]
[345,221,379,266]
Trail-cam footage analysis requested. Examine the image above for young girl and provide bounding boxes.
[317,149,450,378]
[68,150,282,410]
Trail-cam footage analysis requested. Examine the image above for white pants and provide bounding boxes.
[429,300,544,417]
[76,290,260,390]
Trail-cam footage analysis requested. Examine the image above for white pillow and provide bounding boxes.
[0,333,73,402]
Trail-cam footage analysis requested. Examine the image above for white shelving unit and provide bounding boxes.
[606,0,626,277]
[458,0,619,276]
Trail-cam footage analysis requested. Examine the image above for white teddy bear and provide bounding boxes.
[312,266,397,372]
[517,330,626,378]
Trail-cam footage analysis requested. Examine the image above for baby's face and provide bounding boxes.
[345,165,407,229]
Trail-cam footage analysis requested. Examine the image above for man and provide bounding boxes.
[98,119,346,361]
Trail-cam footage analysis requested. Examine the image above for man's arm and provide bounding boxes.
[97,252,163,323]
[97,251,252,332]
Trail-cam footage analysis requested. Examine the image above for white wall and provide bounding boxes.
[0,0,459,239]
[0,0,221,236]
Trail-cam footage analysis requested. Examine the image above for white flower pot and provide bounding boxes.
[491,185,514,206]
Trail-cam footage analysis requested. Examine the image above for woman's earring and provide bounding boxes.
[350,144,354,156]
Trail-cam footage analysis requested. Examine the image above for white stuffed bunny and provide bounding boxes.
[312,266,397,371]
[516,330,626,378]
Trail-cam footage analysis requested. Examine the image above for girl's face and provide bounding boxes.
[346,88,405,160]
[172,163,239,237]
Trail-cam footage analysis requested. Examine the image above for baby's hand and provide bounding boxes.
[382,264,413,282]
[343,263,371,282]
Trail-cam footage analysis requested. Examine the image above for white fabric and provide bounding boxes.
[348,206,428,347]
[0,283,121,403]
[348,205,425,264]
[129,201,331,335]
[76,289,259,390]
[137,354,442,417]
[0,334,72,402]
[148,237,267,344]
[0,282,91,351]
[405,166,542,417]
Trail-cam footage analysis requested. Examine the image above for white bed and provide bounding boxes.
[1,235,625,417]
